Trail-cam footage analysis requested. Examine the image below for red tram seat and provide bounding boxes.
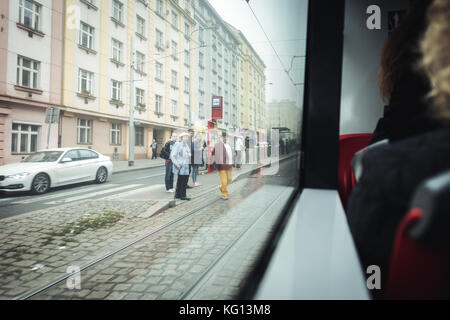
[387,170,450,299]
[338,134,373,209]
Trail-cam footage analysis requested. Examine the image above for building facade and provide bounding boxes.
[0,0,64,165]
[60,0,196,160]
[227,23,266,132]
[192,0,239,133]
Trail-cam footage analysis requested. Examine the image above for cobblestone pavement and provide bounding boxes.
[0,180,231,299]
[29,175,285,300]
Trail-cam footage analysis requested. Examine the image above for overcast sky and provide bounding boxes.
[208,0,308,109]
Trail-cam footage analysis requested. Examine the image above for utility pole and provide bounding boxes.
[128,37,135,167]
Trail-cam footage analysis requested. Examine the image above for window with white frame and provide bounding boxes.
[199,103,204,117]
[155,62,163,80]
[110,123,121,145]
[135,127,144,146]
[111,38,122,62]
[155,94,162,113]
[171,100,178,116]
[78,69,93,94]
[79,22,94,49]
[199,77,204,90]
[18,0,41,31]
[11,123,39,153]
[199,29,204,43]
[111,79,122,101]
[212,82,216,94]
[136,88,144,105]
[112,0,123,22]
[77,119,92,144]
[184,23,190,37]
[171,11,178,29]
[184,77,190,93]
[155,29,163,48]
[184,104,190,120]
[199,52,204,66]
[184,50,190,66]
[156,0,163,16]
[16,56,40,89]
[171,41,178,57]
[171,70,177,87]
[136,15,145,37]
[135,51,145,73]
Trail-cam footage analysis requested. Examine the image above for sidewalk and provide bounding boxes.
[112,158,166,174]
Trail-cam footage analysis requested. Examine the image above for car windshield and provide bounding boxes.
[22,151,63,163]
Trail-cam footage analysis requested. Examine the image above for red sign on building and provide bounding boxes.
[211,96,223,120]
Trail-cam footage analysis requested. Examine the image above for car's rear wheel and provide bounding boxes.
[31,173,50,195]
[95,166,108,184]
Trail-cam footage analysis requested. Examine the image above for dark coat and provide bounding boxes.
[371,54,442,145]
[347,128,450,299]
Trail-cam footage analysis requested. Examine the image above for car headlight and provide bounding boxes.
[6,172,31,180]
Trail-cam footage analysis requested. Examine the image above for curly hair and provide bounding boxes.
[421,0,450,121]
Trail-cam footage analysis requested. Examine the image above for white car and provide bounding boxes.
[0,148,113,194]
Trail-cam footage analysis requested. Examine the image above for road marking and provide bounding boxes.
[10,184,119,205]
[44,184,143,204]
[135,173,165,180]
[103,184,165,199]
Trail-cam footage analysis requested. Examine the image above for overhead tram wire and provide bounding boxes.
[244,0,298,87]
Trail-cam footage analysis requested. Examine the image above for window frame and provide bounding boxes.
[16,55,40,89]
[110,123,121,145]
[18,0,41,31]
[77,118,92,145]
[11,122,40,154]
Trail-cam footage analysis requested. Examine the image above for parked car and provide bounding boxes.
[0,148,113,195]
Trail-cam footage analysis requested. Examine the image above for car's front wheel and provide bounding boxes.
[31,173,50,195]
[95,166,108,184]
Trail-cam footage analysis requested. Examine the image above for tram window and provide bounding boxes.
[0,0,307,301]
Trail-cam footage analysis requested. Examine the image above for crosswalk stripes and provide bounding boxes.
[44,184,144,205]
[9,184,120,205]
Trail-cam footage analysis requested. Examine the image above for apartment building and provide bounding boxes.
[192,0,239,133]
[60,0,196,160]
[227,23,266,133]
[0,0,64,165]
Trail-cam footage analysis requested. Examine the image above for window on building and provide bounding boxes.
[184,50,190,66]
[155,62,163,80]
[11,123,39,153]
[155,95,162,113]
[171,11,178,29]
[199,103,204,117]
[212,58,216,71]
[184,104,190,120]
[112,0,123,22]
[78,69,93,94]
[18,0,41,31]
[171,100,178,116]
[171,70,177,87]
[136,88,144,105]
[79,22,94,49]
[16,56,40,89]
[156,0,163,16]
[199,52,204,67]
[218,86,222,96]
[111,79,122,101]
[136,15,145,37]
[155,29,163,48]
[171,41,178,57]
[77,119,92,144]
[135,51,145,73]
[184,77,190,93]
[111,38,122,62]
[199,28,204,43]
[185,23,190,38]
[135,127,144,146]
[199,77,204,90]
[212,82,217,94]
[110,123,121,145]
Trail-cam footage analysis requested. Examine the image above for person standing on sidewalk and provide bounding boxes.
[151,139,158,159]
[170,132,191,201]
[235,135,244,169]
[212,131,234,200]
[161,132,177,193]
[186,128,195,189]
[192,133,203,186]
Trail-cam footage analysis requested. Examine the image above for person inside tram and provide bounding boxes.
[370,0,441,145]
[347,0,450,299]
